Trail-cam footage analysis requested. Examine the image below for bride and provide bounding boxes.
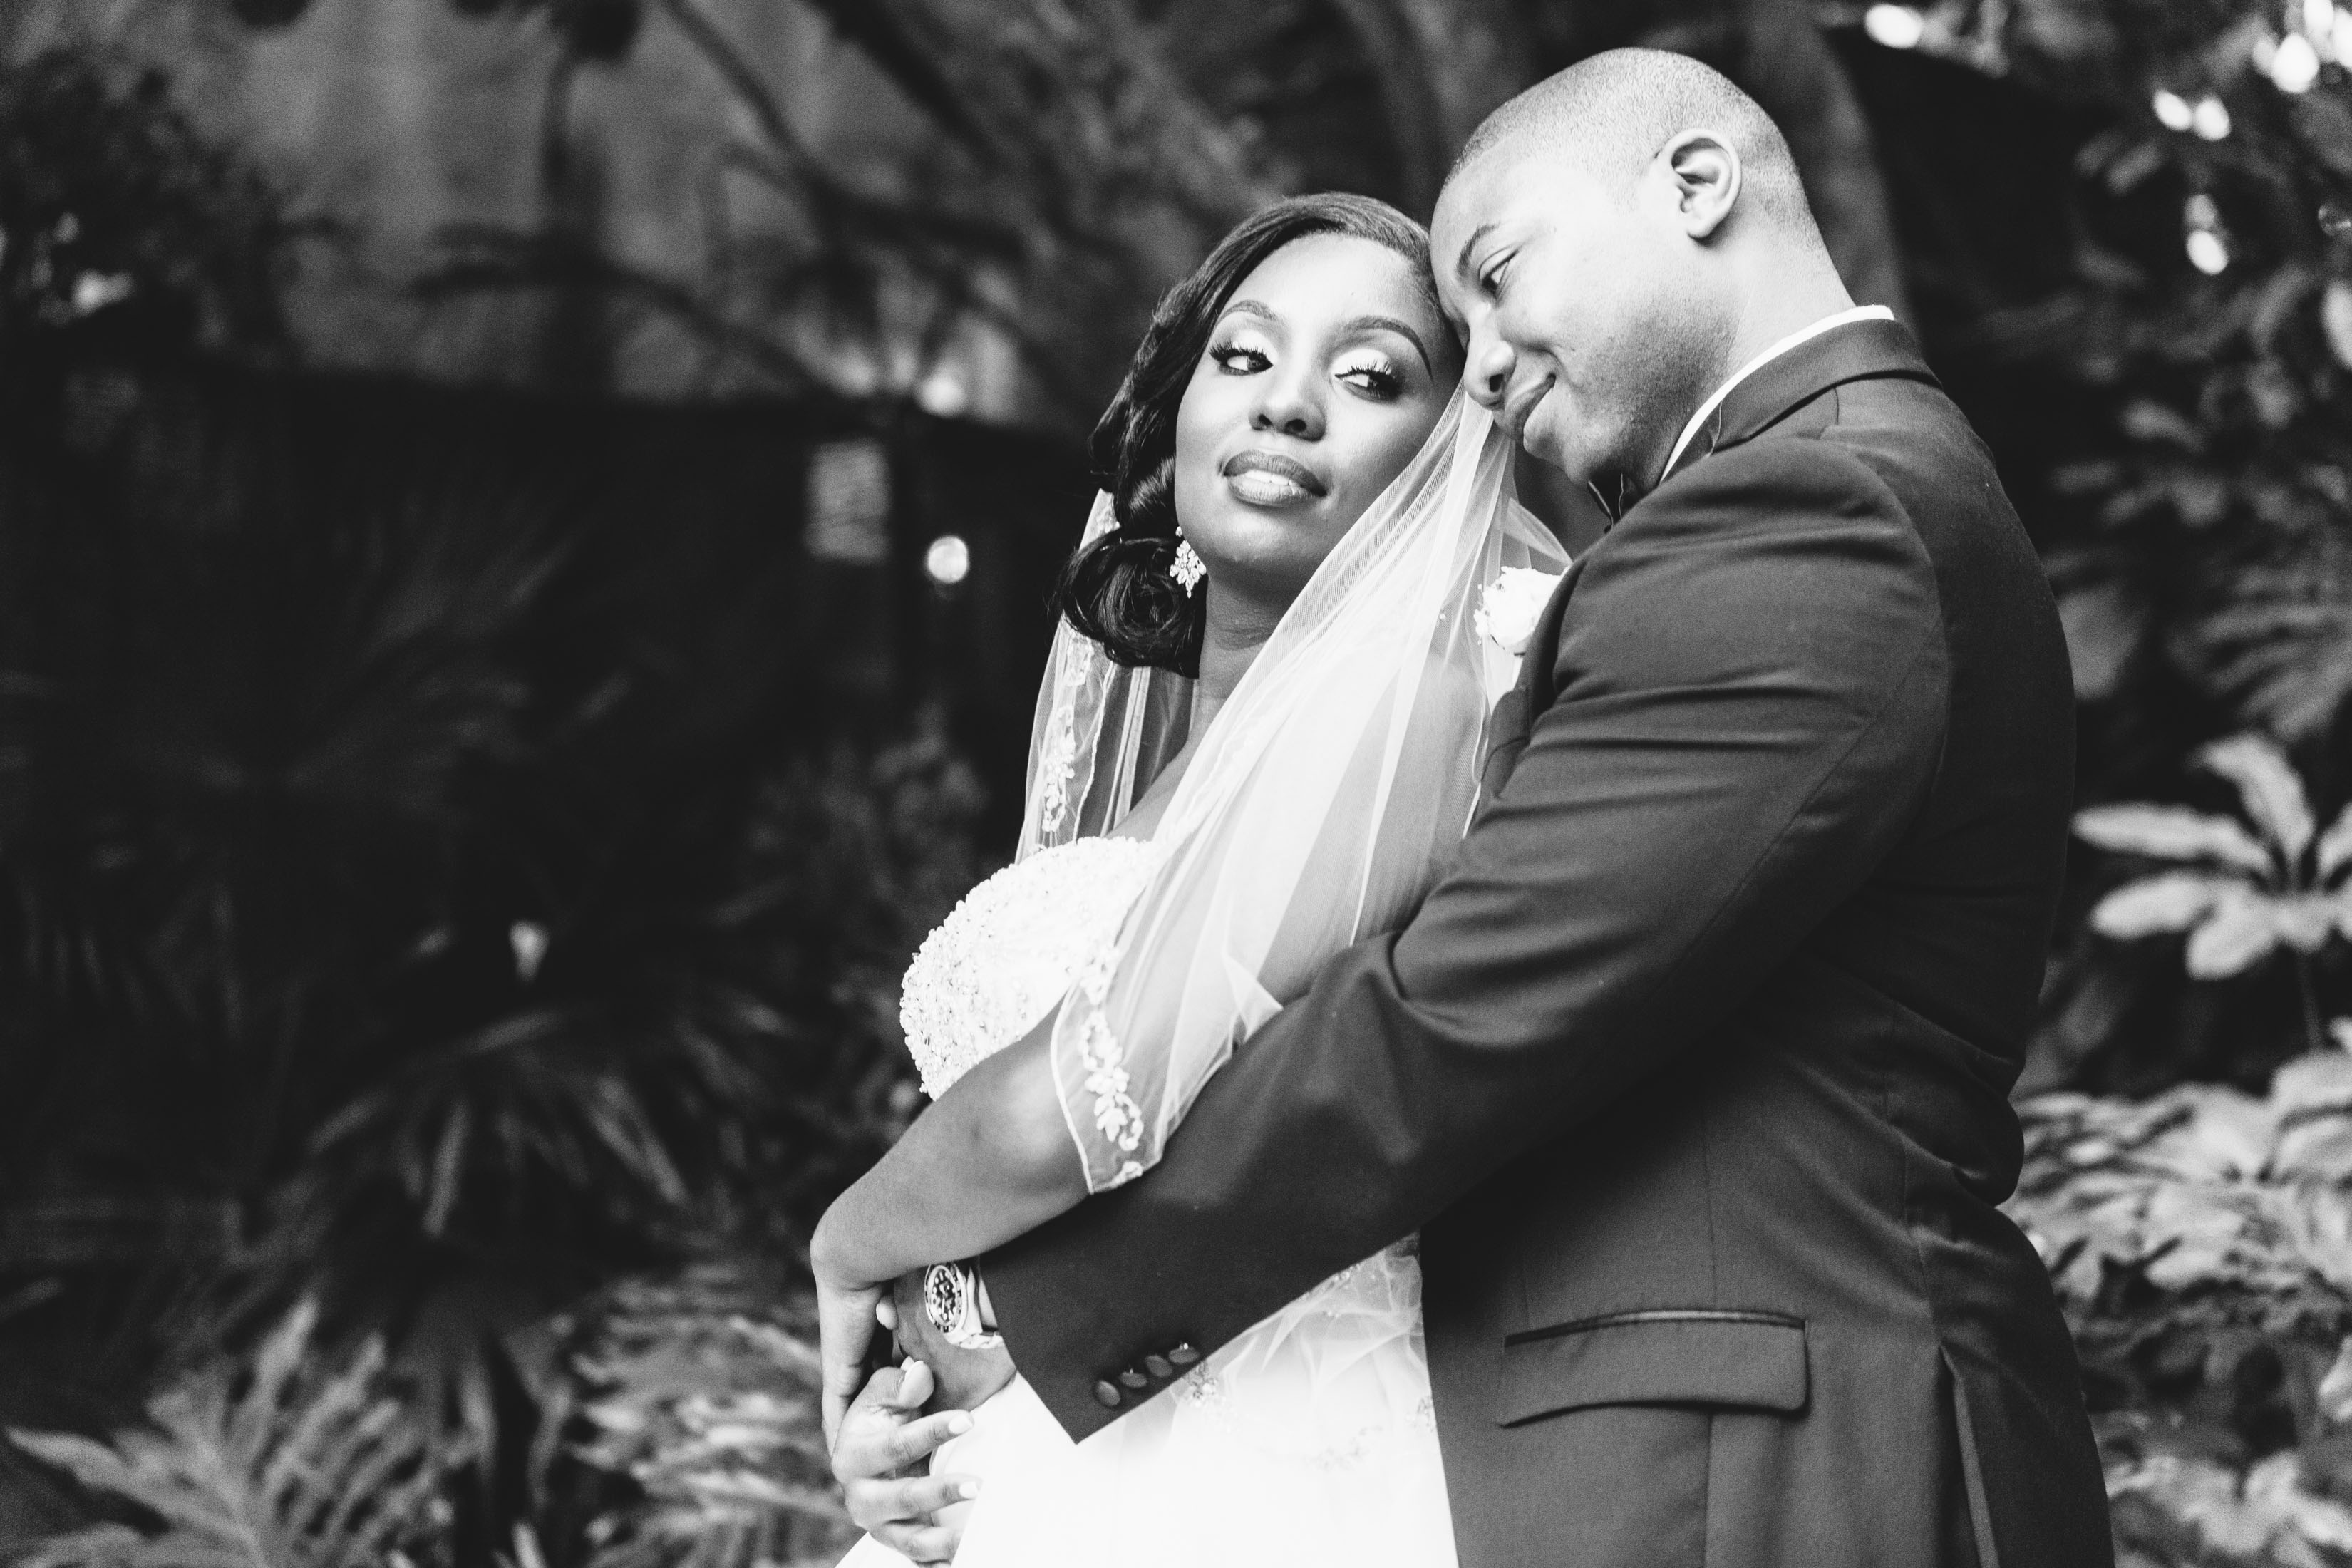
[813,190,1564,1567]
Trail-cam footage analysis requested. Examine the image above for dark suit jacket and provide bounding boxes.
[985,319,2113,1568]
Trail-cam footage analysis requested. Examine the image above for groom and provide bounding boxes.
[847,47,2110,1568]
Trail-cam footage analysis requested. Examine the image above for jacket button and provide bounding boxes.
[1093,1380,1123,1408]
[1118,1367,1149,1390]
[1167,1343,1201,1366]
[1143,1354,1173,1378]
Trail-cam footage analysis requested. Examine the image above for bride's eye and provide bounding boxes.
[1478,254,1514,297]
[1335,353,1403,398]
[1210,336,1273,375]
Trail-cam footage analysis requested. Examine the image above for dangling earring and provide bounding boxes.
[1169,529,1207,596]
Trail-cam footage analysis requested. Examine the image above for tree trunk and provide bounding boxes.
[1722,0,1914,320]
[1327,0,1535,215]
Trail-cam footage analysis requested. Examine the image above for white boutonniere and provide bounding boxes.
[1475,564,1568,706]
[1475,566,1565,657]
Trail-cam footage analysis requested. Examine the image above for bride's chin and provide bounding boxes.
[1187,547,1319,612]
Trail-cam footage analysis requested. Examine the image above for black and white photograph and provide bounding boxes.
[1,1,2350,1565]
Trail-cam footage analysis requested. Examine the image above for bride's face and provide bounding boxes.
[1172,233,1456,609]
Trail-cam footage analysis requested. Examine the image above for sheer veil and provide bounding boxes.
[1015,390,1566,1192]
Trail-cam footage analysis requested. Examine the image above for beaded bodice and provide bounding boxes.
[899,836,1166,1098]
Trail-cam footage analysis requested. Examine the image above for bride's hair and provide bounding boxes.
[1052,192,1438,676]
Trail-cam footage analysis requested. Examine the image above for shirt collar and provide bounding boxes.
[1658,305,1897,483]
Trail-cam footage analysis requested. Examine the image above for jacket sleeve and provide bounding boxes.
[983,439,1953,1438]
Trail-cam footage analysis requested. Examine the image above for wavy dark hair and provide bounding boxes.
[1052,192,1439,676]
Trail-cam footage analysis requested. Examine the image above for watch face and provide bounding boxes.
[923,1262,965,1334]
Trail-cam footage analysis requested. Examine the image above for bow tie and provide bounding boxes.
[1587,473,1639,527]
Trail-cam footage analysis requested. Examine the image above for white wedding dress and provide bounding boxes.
[840,832,1457,1568]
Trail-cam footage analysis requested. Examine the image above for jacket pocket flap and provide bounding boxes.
[1496,1311,1809,1428]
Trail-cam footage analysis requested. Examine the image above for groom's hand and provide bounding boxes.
[832,1361,978,1564]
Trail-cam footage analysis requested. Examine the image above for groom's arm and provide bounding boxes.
[982,440,1954,1437]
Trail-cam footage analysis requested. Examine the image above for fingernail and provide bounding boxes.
[959,1480,981,1499]
[947,1413,974,1435]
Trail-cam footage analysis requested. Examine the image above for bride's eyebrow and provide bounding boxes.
[1341,314,1434,376]
[1217,299,1283,332]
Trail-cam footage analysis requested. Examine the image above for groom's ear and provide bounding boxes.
[1659,130,1742,242]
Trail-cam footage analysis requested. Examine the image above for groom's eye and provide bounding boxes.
[1477,254,1514,297]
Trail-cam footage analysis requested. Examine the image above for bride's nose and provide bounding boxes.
[1249,368,1324,440]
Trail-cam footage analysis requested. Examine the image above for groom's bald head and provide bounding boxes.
[1447,51,1815,239]
[1430,49,1852,489]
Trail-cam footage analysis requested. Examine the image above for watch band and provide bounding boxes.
[922,1260,1004,1351]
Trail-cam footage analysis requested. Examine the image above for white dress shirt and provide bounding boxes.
[1659,304,1897,480]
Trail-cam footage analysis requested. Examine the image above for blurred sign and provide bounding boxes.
[805,437,892,564]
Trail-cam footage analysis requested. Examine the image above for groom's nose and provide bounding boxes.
[1466,333,1515,412]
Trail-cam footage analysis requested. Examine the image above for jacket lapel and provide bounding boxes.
[1479,318,1939,808]
[1657,316,1939,488]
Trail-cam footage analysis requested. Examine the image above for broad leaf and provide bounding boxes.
[2185,892,2284,977]
[2274,1115,2352,1185]
[2321,1338,2352,1427]
[2200,733,2316,862]
[2284,1183,2352,1298]
[2139,1085,2279,1181]
[2090,872,2237,937]
[2274,1048,2352,1113]
[2073,804,2273,874]
[2319,802,2352,882]
[2274,892,2341,953]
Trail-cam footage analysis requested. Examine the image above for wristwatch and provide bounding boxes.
[922,1260,1004,1351]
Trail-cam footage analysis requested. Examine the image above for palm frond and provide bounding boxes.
[2187,561,2352,746]
[7,1301,468,1568]
[536,1262,856,1568]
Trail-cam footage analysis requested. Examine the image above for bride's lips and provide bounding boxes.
[1222,450,1328,507]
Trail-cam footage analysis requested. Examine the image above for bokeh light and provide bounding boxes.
[916,369,971,418]
[2272,32,2321,91]
[924,533,972,588]
[1862,4,1927,48]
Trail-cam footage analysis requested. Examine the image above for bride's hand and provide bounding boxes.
[832,1359,980,1564]
[813,1232,889,1449]
[890,1268,1018,1413]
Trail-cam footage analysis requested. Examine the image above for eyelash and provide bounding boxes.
[1479,255,1513,296]
[1209,341,1404,398]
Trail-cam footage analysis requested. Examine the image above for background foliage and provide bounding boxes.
[8,0,2352,1564]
